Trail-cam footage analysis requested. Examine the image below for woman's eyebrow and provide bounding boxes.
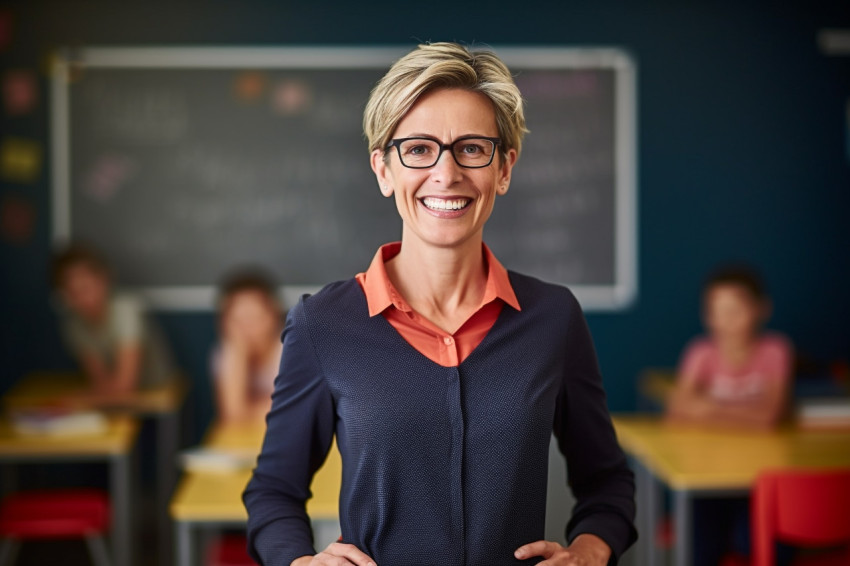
[400,133,491,140]
[398,133,440,140]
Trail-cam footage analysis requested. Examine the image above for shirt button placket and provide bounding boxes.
[443,335,459,367]
[445,366,465,560]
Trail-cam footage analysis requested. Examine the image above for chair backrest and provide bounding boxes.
[752,468,850,566]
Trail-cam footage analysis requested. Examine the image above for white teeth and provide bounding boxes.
[422,197,471,211]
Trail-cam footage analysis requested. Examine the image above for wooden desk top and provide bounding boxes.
[170,420,341,522]
[0,415,139,459]
[638,369,676,407]
[612,415,850,491]
[3,372,188,414]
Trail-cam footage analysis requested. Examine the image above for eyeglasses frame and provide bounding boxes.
[385,136,503,169]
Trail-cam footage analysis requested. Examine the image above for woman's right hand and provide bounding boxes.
[291,542,377,566]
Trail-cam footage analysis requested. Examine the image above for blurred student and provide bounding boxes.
[51,242,175,397]
[667,264,794,429]
[212,269,283,423]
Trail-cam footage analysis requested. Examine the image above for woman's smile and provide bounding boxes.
[419,196,473,217]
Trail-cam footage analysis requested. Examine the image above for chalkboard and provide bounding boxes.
[51,47,636,310]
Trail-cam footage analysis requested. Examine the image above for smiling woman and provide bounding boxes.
[243,42,637,566]
[370,88,515,267]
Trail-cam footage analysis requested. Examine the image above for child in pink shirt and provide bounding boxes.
[667,265,793,429]
[667,264,795,566]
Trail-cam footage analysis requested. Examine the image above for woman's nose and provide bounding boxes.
[429,149,464,184]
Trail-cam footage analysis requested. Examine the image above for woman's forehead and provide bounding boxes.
[394,88,498,138]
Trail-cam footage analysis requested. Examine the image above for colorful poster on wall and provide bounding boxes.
[0,194,36,244]
[3,70,38,116]
[0,137,42,183]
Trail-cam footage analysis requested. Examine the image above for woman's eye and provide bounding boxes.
[459,143,482,154]
[403,144,434,156]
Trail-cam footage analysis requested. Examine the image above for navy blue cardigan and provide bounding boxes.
[244,272,636,566]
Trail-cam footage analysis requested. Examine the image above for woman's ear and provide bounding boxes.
[370,149,394,197]
[496,148,518,196]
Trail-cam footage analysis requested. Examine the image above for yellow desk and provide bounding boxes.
[637,368,676,410]
[612,415,850,566]
[3,372,188,414]
[170,421,342,566]
[3,372,188,566]
[0,415,139,566]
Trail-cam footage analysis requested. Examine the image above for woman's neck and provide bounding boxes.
[385,235,487,334]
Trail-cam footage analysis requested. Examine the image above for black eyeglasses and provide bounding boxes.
[386,136,502,169]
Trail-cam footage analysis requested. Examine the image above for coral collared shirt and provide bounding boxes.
[355,242,521,367]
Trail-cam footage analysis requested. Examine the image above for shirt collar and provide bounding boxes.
[356,242,521,318]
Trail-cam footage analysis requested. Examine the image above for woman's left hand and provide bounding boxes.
[514,534,611,565]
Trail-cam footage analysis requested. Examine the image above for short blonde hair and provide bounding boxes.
[363,42,528,159]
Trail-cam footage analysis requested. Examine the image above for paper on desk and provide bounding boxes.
[12,408,108,436]
[797,397,850,429]
[180,447,258,473]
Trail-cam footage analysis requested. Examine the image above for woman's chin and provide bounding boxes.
[406,227,482,251]
[409,214,488,245]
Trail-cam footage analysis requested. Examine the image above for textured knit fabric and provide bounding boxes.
[355,242,520,367]
[243,273,636,566]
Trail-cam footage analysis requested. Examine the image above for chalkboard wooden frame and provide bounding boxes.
[51,46,637,311]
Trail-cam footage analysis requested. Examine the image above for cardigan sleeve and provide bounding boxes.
[243,298,335,566]
[553,291,637,564]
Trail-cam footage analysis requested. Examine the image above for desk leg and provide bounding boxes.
[673,490,692,566]
[111,452,132,566]
[647,472,661,566]
[312,518,342,551]
[158,412,180,566]
[175,521,194,566]
[633,459,661,566]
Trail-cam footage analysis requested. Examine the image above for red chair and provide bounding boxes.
[207,533,257,566]
[0,489,111,566]
[752,468,850,566]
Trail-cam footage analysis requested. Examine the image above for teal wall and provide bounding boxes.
[1,1,848,443]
